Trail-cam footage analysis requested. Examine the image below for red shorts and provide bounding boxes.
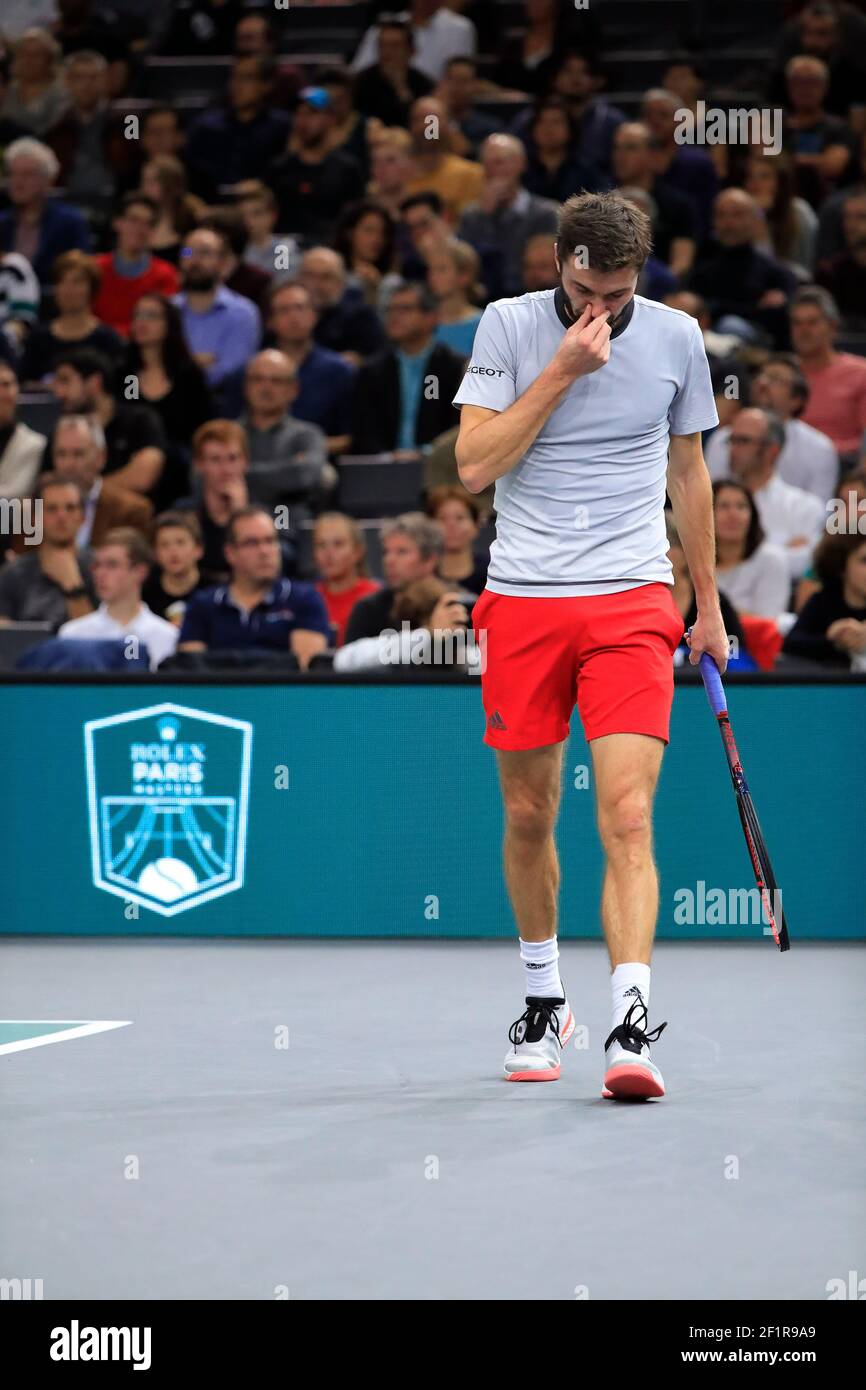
[471,582,684,750]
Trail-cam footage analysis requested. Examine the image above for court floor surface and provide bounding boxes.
[2,937,863,1300]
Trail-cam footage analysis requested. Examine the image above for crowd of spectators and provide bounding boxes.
[1,0,865,674]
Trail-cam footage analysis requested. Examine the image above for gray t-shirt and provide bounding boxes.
[452,291,719,596]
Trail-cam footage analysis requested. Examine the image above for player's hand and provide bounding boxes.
[686,607,729,673]
[552,305,611,381]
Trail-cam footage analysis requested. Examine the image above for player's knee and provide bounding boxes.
[503,788,557,843]
[598,792,652,856]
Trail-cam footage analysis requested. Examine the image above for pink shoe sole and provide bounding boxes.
[602,1064,664,1100]
[506,1065,561,1082]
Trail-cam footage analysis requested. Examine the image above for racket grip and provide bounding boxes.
[698,652,727,716]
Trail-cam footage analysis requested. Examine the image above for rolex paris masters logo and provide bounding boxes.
[84,703,252,917]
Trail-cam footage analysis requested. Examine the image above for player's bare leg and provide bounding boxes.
[591,732,669,1099]
[496,743,575,1080]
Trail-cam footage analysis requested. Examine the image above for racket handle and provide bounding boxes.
[698,652,728,716]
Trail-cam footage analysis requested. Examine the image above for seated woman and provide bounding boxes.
[139,155,204,266]
[427,237,484,358]
[523,96,607,203]
[713,479,791,619]
[124,293,215,449]
[667,512,757,670]
[783,529,866,667]
[334,575,480,673]
[332,199,399,307]
[795,470,866,610]
[20,250,121,383]
[426,484,489,598]
[313,511,381,647]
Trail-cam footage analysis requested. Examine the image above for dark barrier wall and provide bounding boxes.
[1,677,863,940]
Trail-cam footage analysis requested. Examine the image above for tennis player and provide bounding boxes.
[454,191,729,1099]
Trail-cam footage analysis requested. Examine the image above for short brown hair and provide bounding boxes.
[99,526,153,569]
[813,528,866,586]
[393,576,448,627]
[52,249,101,296]
[426,484,482,523]
[37,472,85,504]
[225,504,275,546]
[153,510,202,544]
[555,190,653,274]
[192,419,249,459]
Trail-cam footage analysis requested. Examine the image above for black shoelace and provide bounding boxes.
[508,997,565,1047]
[604,994,667,1054]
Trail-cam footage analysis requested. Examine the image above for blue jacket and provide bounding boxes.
[0,200,90,284]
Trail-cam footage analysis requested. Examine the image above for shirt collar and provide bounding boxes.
[553,287,636,341]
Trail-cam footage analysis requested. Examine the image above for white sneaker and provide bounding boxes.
[504,996,575,1082]
[602,991,667,1100]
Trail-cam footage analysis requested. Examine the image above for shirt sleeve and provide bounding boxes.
[178,595,210,646]
[668,317,720,436]
[451,302,518,413]
[291,583,333,639]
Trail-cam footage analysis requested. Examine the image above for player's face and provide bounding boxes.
[555,256,637,324]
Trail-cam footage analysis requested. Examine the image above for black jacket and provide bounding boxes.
[350,343,465,454]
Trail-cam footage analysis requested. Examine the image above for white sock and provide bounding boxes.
[611,962,651,1032]
[520,937,564,999]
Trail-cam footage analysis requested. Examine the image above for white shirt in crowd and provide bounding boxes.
[351,5,477,81]
[59,603,179,670]
[751,472,826,580]
[716,540,792,618]
[705,419,839,502]
[334,626,482,674]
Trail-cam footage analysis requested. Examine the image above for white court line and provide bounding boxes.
[0,1020,132,1056]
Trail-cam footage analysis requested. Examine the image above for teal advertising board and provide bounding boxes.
[1,680,863,940]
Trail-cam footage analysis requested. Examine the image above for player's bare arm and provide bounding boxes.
[456,306,611,495]
[666,432,729,672]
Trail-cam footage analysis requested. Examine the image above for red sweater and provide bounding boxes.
[92,254,180,336]
[317,579,380,646]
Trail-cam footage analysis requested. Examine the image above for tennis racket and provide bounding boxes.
[697,652,791,952]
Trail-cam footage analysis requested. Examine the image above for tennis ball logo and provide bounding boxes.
[138,857,199,903]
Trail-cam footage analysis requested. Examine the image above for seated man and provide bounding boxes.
[143,510,205,629]
[687,189,797,349]
[0,360,45,511]
[59,527,178,670]
[48,347,167,500]
[727,407,825,580]
[265,280,356,454]
[51,414,153,547]
[350,281,464,454]
[458,134,559,300]
[344,511,443,643]
[177,420,252,585]
[705,353,839,503]
[0,138,90,285]
[791,286,866,461]
[301,247,386,364]
[815,190,866,330]
[237,349,330,514]
[0,473,94,628]
[92,193,179,336]
[178,504,330,668]
[175,227,262,388]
